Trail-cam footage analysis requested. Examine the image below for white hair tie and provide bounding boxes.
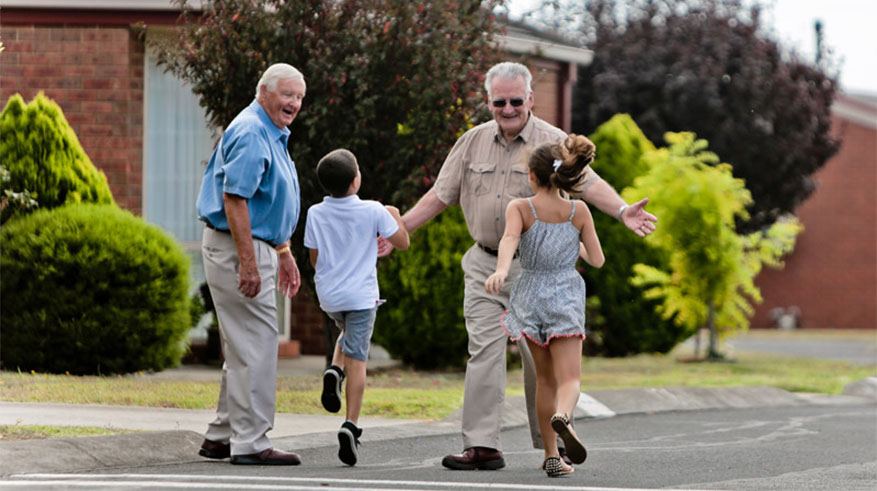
[553,159,562,172]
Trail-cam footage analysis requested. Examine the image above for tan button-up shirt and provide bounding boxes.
[433,114,601,249]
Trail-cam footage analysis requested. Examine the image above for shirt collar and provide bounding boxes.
[324,194,359,204]
[250,99,291,142]
[493,111,536,145]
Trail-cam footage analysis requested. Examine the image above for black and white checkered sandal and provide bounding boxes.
[543,456,573,477]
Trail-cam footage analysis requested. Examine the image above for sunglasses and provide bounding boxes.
[491,98,525,108]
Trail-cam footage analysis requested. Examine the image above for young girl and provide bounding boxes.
[485,134,604,477]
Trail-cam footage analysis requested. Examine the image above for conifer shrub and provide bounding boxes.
[376,206,471,370]
[583,115,687,356]
[0,93,114,224]
[0,204,190,374]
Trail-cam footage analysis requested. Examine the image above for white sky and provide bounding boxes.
[505,0,876,95]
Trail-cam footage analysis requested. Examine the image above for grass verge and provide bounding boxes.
[1,349,873,441]
[0,424,136,441]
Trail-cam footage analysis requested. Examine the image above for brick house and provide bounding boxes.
[1,0,592,356]
[750,92,877,330]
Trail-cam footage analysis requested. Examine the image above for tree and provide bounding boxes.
[571,0,838,233]
[152,0,502,220]
[627,132,802,359]
[0,93,114,224]
[582,114,686,356]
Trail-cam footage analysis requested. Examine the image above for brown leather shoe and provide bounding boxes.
[231,448,302,465]
[198,439,230,459]
[441,446,505,470]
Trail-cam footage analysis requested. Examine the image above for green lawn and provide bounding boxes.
[2,350,873,422]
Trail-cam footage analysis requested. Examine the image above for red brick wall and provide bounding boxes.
[529,59,562,130]
[751,114,877,329]
[1,25,144,214]
[290,288,330,355]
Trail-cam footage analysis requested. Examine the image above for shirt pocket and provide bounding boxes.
[509,164,533,198]
[467,161,496,196]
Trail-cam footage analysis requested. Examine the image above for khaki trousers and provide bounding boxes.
[460,245,538,450]
[201,228,279,456]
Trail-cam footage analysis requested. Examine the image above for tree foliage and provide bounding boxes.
[582,114,686,356]
[152,0,503,209]
[153,0,503,287]
[626,132,802,357]
[0,93,114,224]
[571,0,839,232]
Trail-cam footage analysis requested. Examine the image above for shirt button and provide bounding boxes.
[497,194,501,198]
[495,217,500,221]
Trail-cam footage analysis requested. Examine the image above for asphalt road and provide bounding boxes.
[5,402,875,490]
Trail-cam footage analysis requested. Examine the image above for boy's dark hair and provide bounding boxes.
[316,149,358,197]
[529,134,595,194]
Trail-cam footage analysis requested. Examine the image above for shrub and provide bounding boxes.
[583,115,687,356]
[0,93,114,224]
[1,204,190,375]
[375,206,471,370]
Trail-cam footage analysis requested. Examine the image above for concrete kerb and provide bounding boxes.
[3,383,874,478]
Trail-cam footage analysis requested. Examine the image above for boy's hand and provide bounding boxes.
[484,271,508,295]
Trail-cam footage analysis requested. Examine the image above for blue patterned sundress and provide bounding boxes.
[501,198,586,347]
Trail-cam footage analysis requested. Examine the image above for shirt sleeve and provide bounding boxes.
[303,207,318,249]
[376,204,400,239]
[431,131,474,207]
[221,129,270,199]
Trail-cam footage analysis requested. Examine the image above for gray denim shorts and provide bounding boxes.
[327,307,378,362]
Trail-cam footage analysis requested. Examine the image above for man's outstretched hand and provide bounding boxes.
[622,198,658,238]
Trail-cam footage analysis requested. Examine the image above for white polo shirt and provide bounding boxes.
[304,195,399,313]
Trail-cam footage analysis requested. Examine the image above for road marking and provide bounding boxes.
[6,473,710,491]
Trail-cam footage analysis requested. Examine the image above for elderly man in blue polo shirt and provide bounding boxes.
[195,63,305,465]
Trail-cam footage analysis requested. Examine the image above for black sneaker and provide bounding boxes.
[338,420,362,466]
[321,365,345,413]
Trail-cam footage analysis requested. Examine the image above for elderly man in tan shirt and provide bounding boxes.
[383,62,657,470]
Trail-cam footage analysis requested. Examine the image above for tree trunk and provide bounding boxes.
[707,303,721,360]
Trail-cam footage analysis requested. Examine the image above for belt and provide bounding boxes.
[204,220,279,248]
[477,243,518,259]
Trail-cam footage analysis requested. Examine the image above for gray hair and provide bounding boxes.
[255,63,305,99]
[484,62,532,98]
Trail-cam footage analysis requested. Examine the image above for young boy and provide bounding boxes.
[303,148,409,466]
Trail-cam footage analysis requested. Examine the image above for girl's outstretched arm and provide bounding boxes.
[575,200,604,268]
[485,200,525,294]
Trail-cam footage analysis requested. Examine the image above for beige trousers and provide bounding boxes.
[201,228,279,456]
[460,245,536,451]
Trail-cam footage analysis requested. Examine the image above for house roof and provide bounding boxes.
[499,19,593,65]
[834,92,877,130]
[2,0,204,9]
[3,1,592,66]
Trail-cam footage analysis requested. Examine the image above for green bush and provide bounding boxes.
[582,114,687,356]
[1,204,190,374]
[0,93,114,224]
[376,206,471,370]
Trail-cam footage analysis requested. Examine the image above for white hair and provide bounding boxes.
[484,62,532,98]
[255,63,305,99]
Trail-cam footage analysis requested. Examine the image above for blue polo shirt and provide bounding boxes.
[196,99,300,246]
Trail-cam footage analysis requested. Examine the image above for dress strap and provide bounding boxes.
[568,200,576,221]
[527,198,538,220]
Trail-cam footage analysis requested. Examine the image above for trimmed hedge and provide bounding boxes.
[0,92,114,224]
[376,206,471,370]
[1,204,191,374]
